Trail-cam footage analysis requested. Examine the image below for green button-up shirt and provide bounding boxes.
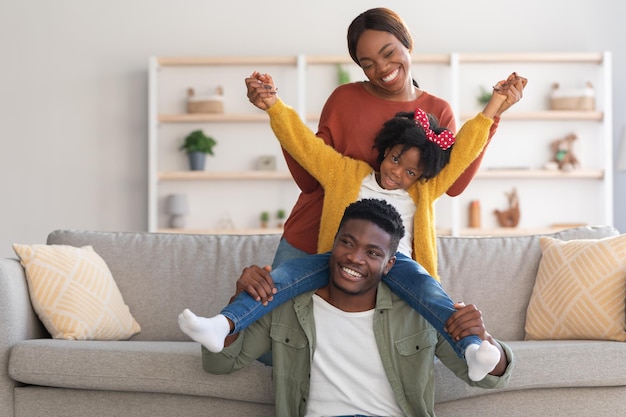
[202,283,514,417]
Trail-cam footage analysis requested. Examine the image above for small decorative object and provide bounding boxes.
[187,86,224,114]
[260,211,270,229]
[257,155,276,171]
[217,214,236,230]
[494,188,520,228]
[468,200,481,228]
[165,194,189,228]
[550,133,579,172]
[477,86,492,106]
[337,64,350,85]
[179,130,217,171]
[549,82,595,111]
[276,209,286,228]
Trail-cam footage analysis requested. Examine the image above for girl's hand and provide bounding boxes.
[245,71,278,110]
[493,72,528,117]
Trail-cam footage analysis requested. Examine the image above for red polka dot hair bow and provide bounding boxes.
[413,107,456,150]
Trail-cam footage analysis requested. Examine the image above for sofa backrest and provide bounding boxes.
[437,225,619,341]
[47,230,281,341]
[47,226,619,342]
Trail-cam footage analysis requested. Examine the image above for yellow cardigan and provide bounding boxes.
[267,99,493,278]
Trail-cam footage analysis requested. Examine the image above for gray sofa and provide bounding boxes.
[1,226,625,417]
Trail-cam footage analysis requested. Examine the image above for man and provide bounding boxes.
[179,199,513,416]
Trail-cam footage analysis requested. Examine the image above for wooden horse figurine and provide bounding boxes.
[494,188,520,228]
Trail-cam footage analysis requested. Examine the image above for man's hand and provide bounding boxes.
[445,302,508,377]
[444,302,488,342]
[234,264,277,306]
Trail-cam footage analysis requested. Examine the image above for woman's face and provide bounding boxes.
[355,29,413,98]
[377,144,422,191]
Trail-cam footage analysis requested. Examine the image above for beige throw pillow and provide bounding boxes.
[525,234,626,341]
[13,244,141,340]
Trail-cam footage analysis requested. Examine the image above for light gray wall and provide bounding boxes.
[1,0,624,258]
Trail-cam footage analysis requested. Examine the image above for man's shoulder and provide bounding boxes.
[377,283,429,323]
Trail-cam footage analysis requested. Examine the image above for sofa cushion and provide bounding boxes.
[434,339,626,404]
[8,339,274,404]
[437,226,619,341]
[46,230,281,341]
[12,244,141,340]
[525,234,626,341]
[13,339,624,407]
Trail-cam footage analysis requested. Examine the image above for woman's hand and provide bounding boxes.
[493,72,528,117]
[245,71,278,110]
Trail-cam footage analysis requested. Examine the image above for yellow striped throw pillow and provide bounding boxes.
[525,234,626,341]
[13,244,141,340]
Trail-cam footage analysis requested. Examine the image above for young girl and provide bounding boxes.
[179,72,526,381]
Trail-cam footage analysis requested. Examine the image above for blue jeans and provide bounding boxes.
[222,240,481,359]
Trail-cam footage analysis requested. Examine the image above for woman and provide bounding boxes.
[247,8,523,269]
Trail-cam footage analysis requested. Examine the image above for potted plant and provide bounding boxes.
[276,209,286,228]
[477,86,492,106]
[180,129,217,171]
[260,211,270,229]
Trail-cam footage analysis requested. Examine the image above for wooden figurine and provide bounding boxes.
[494,188,520,228]
[550,133,579,172]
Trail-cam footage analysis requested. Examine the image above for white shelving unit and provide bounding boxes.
[438,52,613,235]
[148,52,613,236]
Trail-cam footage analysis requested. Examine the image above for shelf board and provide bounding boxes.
[437,225,587,237]
[157,56,298,66]
[457,52,604,64]
[158,171,294,181]
[162,110,603,124]
[460,110,603,121]
[156,53,602,68]
[157,228,283,235]
[476,168,603,179]
[158,113,268,123]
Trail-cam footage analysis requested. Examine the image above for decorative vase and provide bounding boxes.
[188,151,206,171]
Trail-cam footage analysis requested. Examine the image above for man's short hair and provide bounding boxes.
[338,199,405,255]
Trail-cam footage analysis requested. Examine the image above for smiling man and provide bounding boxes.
[192,199,513,417]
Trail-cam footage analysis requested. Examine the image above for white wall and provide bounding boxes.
[1,0,625,258]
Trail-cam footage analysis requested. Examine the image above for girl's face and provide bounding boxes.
[355,29,414,98]
[377,144,423,191]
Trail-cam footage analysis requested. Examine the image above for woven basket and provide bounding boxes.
[549,82,595,111]
[550,96,595,111]
[187,87,224,114]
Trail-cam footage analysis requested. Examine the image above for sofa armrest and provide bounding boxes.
[0,258,48,413]
[0,258,48,341]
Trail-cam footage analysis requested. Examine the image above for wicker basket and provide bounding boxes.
[187,87,224,114]
[549,82,595,111]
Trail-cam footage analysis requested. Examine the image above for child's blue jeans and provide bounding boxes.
[221,250,481,359]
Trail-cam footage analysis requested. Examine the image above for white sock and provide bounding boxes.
[177,309,231,353]
[465,340,501,381]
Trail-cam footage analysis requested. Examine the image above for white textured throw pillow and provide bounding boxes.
[13,243,141,340]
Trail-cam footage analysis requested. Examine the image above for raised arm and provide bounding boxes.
[245,72,321,193]
[246,72,358,189]
[445,73,527,196]
[427,73,527,197]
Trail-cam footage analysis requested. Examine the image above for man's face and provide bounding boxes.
[328,218,396,302]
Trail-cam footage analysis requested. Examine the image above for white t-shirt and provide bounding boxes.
[305,295,403,417]
[358,172,416,257]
